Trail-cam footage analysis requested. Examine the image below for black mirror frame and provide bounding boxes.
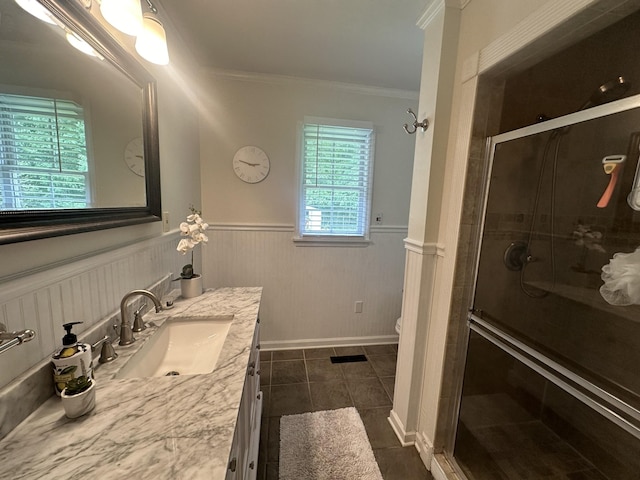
[0,0,162,245]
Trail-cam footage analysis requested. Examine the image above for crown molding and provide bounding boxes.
[417,0,469,29]
[204,68,419,100]
[417,0,445,29]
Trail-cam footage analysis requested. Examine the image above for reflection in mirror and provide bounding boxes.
[1,0,145,209]
[0,0,161,244]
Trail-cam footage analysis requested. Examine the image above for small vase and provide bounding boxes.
[180,274,203,298]
[61,381,96,419]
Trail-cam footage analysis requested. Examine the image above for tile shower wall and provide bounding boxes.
[438,7,640,454]
[474,109,640,402]
[433,76,505,451]
[0,232,183,391]
[499,9,640,134]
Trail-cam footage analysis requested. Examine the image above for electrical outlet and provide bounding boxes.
[355,301,363,313]
[374,213,383,225]
[162,211,170,232]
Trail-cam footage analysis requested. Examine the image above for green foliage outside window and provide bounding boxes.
[300,121,374,236]
[0,93,89,210]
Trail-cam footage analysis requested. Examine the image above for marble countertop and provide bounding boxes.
[0,287,262,480]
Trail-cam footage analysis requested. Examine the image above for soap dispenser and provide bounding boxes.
[51,322,94,396]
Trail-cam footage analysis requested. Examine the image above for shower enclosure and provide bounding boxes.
[453,95,640,479]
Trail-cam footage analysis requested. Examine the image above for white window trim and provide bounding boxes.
[294,116,375,246]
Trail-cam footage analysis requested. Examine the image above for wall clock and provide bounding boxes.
[124,137,145,177]
[232,146,270,184]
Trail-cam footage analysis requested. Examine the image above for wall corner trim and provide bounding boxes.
[388,408,417,446]
[461,51,479,83]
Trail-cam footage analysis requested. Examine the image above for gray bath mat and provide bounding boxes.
[279,407,383,480]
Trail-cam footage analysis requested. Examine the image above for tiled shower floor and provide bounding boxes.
[257,344,433,480]
[456,393,608,480]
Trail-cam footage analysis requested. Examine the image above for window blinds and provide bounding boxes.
[300,121,374,236]
[0,93,89,210]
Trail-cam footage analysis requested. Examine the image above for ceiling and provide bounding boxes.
[158,0,427,92]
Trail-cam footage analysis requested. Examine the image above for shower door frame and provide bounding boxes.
[448,93,640,476]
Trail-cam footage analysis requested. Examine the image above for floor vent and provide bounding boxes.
[330,354,367,364]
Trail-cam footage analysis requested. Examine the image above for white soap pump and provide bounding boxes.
[51,322,93,396]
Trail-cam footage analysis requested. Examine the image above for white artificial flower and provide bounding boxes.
[193,232,208,244]
[177,238,195,254]
[177,208,209,270]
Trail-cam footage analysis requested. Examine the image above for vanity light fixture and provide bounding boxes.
[17,0,101,58]
[15,0,56,24]
[134,6,169,65]
[98,0,169,65]
[99,0,143,36]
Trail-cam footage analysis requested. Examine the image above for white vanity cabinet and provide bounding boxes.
[226,319,262,480]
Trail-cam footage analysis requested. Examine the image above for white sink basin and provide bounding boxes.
[115,315,234,379]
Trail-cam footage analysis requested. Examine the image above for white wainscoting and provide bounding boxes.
[204,224,407,349]
[0,233,182,390]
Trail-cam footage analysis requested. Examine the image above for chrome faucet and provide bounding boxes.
[118,290,163,346]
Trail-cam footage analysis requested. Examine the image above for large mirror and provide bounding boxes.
[0,0,161,244]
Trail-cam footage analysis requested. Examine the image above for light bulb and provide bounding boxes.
[15,0,56,25]
[135,14,169,65]
[66,31,100,58]
[99,0,143,36]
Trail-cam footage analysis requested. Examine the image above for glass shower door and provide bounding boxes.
[454,100,640,480]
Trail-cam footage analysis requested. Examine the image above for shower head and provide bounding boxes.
[579,76,631,110]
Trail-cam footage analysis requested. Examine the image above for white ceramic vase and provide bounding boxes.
[180,274,203,298]
[61,381,96,419]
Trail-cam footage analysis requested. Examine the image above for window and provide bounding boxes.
[296,117,375,244]
[0,93,89,210]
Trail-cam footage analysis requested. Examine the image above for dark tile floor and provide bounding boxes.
[256,344,433,480]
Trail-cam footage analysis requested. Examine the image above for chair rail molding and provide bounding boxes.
[404,238,446,257]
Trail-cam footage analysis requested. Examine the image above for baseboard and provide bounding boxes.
[432,453,461,480]
[413,432,461,479]
[416,431,434,470]
[387,408,416,446]
[260,335,399,351]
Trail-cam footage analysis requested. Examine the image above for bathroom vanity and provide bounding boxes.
[0,287,262,479]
